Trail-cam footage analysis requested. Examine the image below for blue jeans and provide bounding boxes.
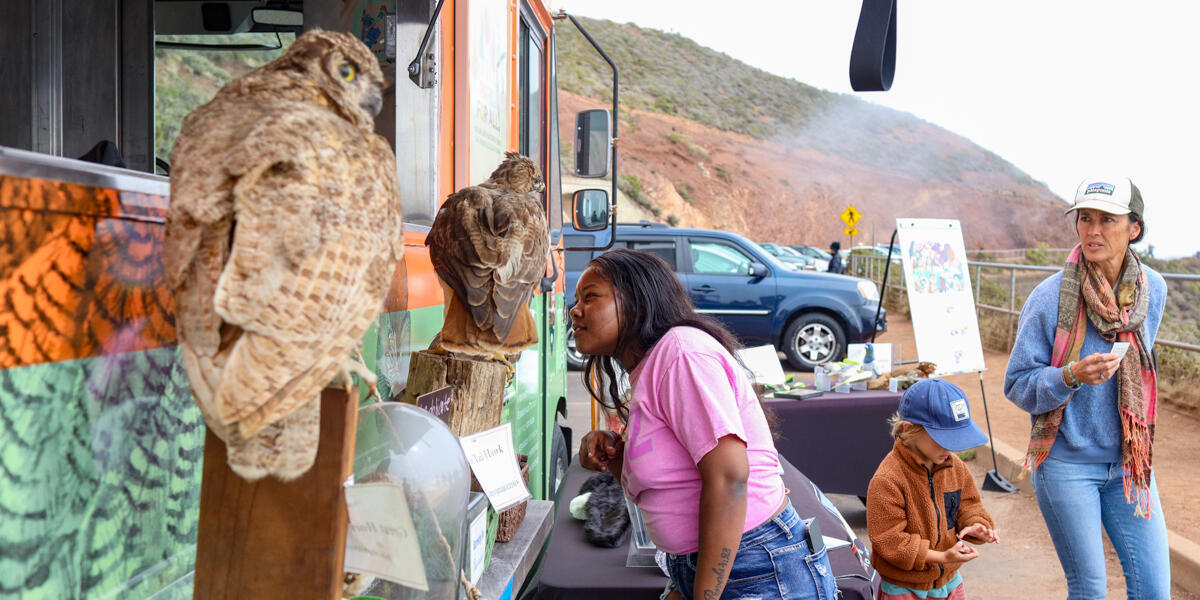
[663,502,839,599]
[1032,457,1171,599]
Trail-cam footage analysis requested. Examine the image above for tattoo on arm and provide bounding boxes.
[702,547,733,600]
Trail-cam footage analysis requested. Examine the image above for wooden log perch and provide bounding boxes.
[193,389,357,600]
[400,350,507,436]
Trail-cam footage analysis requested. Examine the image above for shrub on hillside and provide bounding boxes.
[665,131,709,159]
[675,182,693,203]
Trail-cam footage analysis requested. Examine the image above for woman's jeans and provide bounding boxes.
[663,502,839,599]
[1032,457,1171,599]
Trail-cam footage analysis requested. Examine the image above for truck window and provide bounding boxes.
[629,240,677,271]
[690,240,753,276]
[565,234,595,271]
[153,33,296,171]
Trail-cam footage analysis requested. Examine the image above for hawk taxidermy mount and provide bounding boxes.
[164,30,403,481]
[426,152,550,369]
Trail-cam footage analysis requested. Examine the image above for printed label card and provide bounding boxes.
[460,423,531,512]
[343,482,429,591]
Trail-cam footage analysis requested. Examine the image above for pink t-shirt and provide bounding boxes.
[621,326,786,555]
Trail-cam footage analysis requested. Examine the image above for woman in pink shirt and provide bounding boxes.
[572,249,837,600]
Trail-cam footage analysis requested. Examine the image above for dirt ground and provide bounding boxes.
[562,314,1200,598]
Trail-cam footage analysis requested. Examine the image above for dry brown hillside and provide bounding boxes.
[555,17,1075,249]
[560,90,1075,249]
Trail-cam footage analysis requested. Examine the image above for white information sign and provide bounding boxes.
[896,219,986,375]
[460,423,532,512]
[468,0,510,185]
[735,345,788,386]
[343,482,429,591]
[467,509,488,585]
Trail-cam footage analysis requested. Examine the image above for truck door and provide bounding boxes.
[684,237,778,344]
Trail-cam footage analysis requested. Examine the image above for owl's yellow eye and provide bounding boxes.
[339,63,357,82]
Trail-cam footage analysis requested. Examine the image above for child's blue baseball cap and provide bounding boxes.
[898,378,988,452]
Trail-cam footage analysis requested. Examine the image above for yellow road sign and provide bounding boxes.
[839,205,862,227]
[844,227,859,236]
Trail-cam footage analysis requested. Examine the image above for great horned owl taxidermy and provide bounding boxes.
[426,152,549,368]
[165,30,403,481]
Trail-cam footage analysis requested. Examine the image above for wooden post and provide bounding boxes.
[400,350,508,436]
[193,389,357,600]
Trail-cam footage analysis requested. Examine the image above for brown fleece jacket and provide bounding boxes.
[866,440,994,590]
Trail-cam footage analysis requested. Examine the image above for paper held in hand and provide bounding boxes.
[1110,342,1131,358]
[460,423,532,512]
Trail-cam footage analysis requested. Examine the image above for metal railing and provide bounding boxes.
[849,253,1200,354]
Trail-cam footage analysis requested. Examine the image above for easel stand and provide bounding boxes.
[977,371,1018,493]
[193,389,358,599]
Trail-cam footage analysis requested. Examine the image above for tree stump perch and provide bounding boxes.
[400,350,508,436]
[193,389,357,600]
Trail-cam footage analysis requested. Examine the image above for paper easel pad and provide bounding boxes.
[344,482,429,591]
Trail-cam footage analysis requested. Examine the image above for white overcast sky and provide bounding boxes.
[550,1,1200,258]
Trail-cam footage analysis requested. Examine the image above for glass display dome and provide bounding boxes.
[348,402,471,600]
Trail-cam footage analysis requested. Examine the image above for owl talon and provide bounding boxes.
[482,352,516,384]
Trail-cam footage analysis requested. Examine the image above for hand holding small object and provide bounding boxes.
[1065,352,1122,387]
[941,541,979,564]
[958,523,1000,544]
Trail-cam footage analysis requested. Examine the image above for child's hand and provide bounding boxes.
[941,541,979,564]
[958,523,1000,544]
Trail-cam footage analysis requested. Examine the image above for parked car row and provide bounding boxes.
[563,222,887,372]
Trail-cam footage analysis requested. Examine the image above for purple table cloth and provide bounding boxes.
[764,389,901,498]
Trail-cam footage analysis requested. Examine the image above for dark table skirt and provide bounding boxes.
[764,389,901,498]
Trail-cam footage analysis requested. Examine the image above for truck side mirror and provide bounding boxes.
[571,189,610,232]
[574,109,612,178]
[748,262,768,279]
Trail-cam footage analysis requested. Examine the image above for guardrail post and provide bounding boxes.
[1008,268,1017,348]
[974,264,982,304]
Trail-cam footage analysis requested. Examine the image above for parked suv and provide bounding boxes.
[563,222,886,371]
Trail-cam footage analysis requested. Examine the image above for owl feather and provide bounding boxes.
[165,30,402,480]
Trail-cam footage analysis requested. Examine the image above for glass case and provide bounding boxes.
[350,402,471,600]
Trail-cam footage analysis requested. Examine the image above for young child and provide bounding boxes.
[867,378,999,600]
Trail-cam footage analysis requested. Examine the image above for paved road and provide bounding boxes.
[559,347,1198,599]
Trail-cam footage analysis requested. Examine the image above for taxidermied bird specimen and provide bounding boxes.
[165,30,403,481]
[426,152,549,368]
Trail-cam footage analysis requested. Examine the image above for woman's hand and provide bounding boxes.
[579,430,623,473]
[958,523,1000,544]
[1068,352,1123,386]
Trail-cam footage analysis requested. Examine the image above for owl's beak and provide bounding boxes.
[535,181,546,193]
[362,90,383,117]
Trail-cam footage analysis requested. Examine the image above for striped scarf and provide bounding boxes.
[1023,244,1157,518]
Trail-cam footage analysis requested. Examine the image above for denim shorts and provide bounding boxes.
[662,502,839,599]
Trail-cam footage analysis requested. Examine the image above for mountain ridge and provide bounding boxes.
[556,17,1076,249]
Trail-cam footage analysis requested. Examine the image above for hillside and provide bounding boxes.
[556,17,1076,249]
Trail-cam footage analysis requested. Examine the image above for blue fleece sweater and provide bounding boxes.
[1003,266,1166,463]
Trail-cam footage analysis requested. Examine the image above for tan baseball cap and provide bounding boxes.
[1066,176,1143,219]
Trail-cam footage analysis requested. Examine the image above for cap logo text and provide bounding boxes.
[950,399,970,422]
[1085,182,1115,196]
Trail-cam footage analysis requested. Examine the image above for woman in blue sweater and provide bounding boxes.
[1005,176,1169,599]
